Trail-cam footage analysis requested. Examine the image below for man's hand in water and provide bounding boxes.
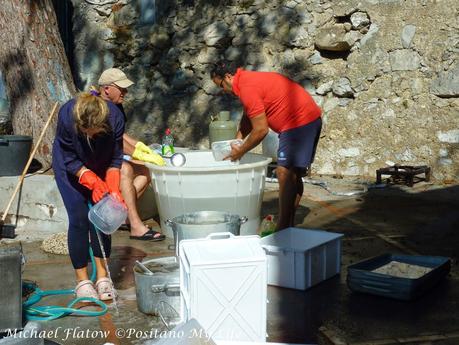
[224,141,245,161]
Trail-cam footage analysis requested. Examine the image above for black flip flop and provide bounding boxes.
[129,229,166,242]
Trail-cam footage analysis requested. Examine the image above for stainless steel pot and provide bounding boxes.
[165,211,247,256]
[133,256,180,317]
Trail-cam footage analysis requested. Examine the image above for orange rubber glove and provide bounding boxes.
[79,169,109,203]
[105,169,125,205]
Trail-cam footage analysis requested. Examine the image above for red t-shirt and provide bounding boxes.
[232,68,321,133]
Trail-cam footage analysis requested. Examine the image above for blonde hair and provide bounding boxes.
[73,92,109,134]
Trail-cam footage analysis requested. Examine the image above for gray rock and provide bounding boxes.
[430,63,459,97]
[332,78,354,98]
[202,22,229,46]
[197,47,219,64]
[389,49,421,71]
[284,0,299,9]
[94,5,112,17]
[296,8,313,25]
[437,129,459,143]
[338,98,353,107]
[277,49,296,66]
[224,47,242,61]
[171,69,194,90]
[149,30,171,49]
[316,80,333,95]
[173,29,199,49]
[315,24,352,52]
[111,3,137,27]
[350,12,370,29]
[366,0,399,3]
[281,6,296,19]
[232,31,259,46]
[235,14,251,29]
[98,28,114,40]
[139,50,155,66]
[309,51,322,65]
[289,26,310,48]
[395,149,415,162]
[401,25,416,48]
[338,147,360,157]
[344,31,363,46]
[202,78,220,95]
[312,95,325,108]
[360,23,380,46]
[323,97,340,112]
[246,52,266,66]
[260,13,278,35]
[438,158,453,166]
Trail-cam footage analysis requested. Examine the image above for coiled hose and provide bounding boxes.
[22,247,108,321]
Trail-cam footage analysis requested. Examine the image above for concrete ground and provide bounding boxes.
[1,176,458,345]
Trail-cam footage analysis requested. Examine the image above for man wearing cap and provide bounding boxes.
[98,68,166,241]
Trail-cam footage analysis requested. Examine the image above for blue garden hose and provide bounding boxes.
[23,204,110,321]
[23,247,108,321]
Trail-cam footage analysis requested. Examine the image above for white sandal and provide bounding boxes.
[95,277,116,301]
[75,280,98,300]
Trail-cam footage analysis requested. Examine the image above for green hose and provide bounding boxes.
[23,247,108,321]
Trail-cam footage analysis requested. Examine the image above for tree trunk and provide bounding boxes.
[0,0,76,167]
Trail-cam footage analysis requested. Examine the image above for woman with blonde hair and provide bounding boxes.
[52,90,125,300]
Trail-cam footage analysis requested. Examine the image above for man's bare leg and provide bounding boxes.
[276,166,298,230]
[292,174,304,226]
[120,161,151,237]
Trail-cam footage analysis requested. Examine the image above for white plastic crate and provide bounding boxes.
[179,233,267,342]
[260,228,343,290]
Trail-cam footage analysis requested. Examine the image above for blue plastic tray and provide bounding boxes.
[347,254,450,300]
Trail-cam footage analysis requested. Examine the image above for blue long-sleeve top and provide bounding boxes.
[52,98,125,183]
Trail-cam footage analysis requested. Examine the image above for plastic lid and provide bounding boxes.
[165,128,171,135]
[180,233,265,264]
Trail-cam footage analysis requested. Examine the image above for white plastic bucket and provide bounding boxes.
[147,151,271,238]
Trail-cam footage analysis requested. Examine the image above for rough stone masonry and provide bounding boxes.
[70,0,458,180]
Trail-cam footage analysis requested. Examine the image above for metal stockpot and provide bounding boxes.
[165,211,247,256]
[133,256,180,316]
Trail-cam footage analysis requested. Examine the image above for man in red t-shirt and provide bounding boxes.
[210,61,322,230]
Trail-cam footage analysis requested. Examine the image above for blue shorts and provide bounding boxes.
[277,117,322,170]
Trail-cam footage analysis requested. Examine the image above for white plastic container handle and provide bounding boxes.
[205,232,236,240]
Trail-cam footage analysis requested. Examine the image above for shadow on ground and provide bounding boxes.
[264,181,459,344]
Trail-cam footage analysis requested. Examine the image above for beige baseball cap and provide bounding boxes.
[98,68,134,88]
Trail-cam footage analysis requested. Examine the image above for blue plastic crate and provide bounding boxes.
[347,254,450,300]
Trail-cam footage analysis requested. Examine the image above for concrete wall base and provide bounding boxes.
[0,174,158,241]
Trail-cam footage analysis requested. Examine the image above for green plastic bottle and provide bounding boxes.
[260,215,276,237]
[161,128,175,156]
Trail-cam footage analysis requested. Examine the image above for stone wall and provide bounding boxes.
[70,0,458,180]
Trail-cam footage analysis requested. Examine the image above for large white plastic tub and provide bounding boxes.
[147,151,271,238]
[179,233,267,342]
[260,228,343,290]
